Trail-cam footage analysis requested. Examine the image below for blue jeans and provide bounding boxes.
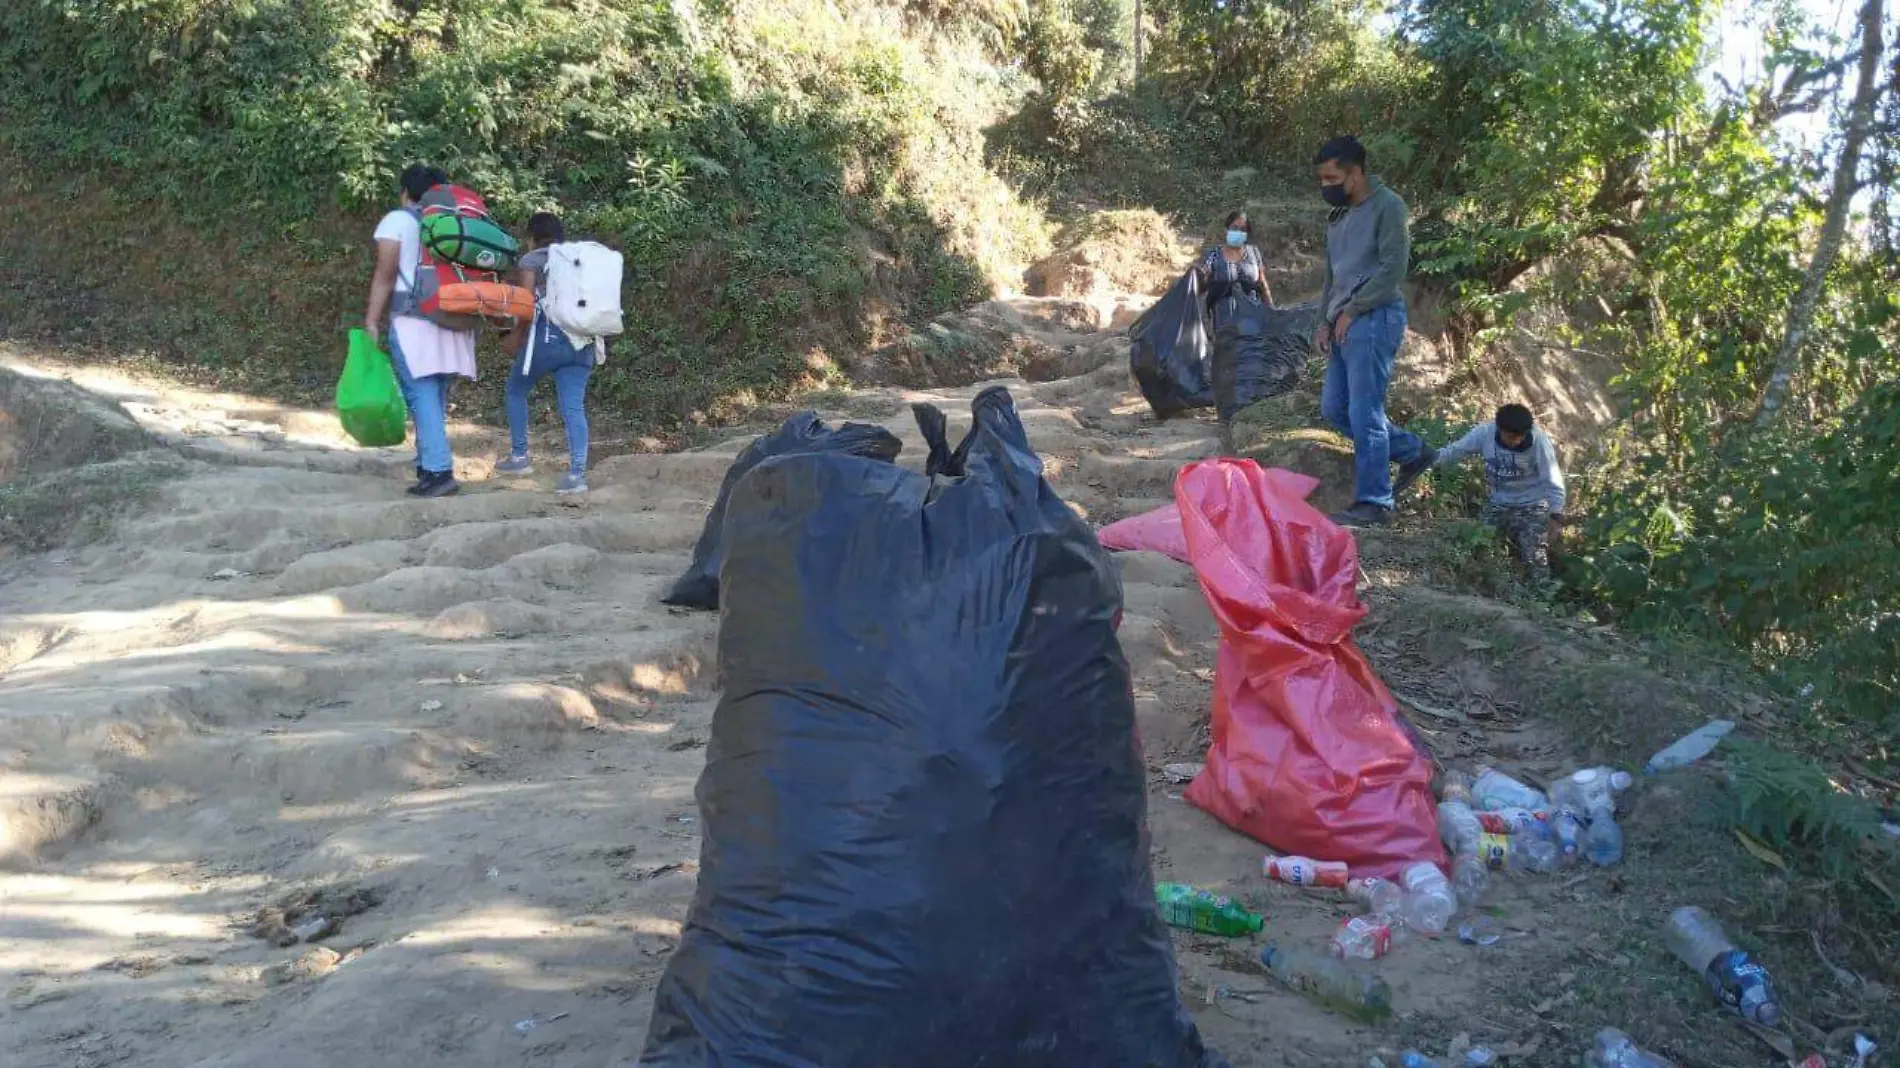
[506,320,593,474]
[387,327,455,476]
[1320,301,1425,508]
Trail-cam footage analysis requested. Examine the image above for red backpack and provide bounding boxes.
[400,185,534,330]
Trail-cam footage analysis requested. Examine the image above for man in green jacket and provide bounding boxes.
[1311,135,1435,527]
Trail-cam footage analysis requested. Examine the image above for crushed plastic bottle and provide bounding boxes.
[1440,769,1474,803]
[1589,1028,1676,1067]
[1348,876,1405,918]
[1547,806,1585,866]
[1399,861,1457,936]
[1155,883,1264,936]
[1644,720,1735,774]
[1264,853,1350,889]
[1259,943,1393,1022]
[1472,765,1549,811]
[1662,906,1782,1026]
[1398,1052,1443,1068]
[1332,914,1395,960]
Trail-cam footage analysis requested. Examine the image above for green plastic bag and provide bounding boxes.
[337,328,409,448]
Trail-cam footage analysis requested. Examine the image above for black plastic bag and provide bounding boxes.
[1128,270,1213,419]
[910,401,975,477]
[639,386,1227,1068]
[660,412,902,610]
[1212,300,1317,422]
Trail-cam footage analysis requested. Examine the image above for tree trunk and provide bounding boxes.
[1755,0,1886,426]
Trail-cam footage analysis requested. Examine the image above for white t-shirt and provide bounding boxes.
[374,208,478,380]
[373,209,423,293]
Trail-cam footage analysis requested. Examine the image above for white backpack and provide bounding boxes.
[542,240,624,343]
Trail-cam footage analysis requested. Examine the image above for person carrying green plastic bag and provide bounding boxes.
[336,328,408,447]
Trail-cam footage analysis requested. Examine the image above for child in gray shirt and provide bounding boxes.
[1434,403,1566,582]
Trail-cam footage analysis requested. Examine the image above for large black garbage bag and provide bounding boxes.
[660,412,902,610]
[1212,300,1318,422]
[1128,270,1214,419]
[639,386,1227,1068]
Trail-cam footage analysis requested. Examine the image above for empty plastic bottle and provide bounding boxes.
[1645,720,1735,774]
[1450,851,1490,906]
[1263,853,1350,888]
[1662,906,1782,1026]
[1332,914,1395,960]
[1155,883,1264,936]
[1399,861,1457,936]
[1440,769,1474,803]
[1584,811,1625,867]
[1565,766,1634,811]
[1482,831,1559,874]
[1547,807,1585,866]
[1399,1053,1443,1068]
[1589,1028,1676,1067]
[1347,876,1405,917]
[1472,765,1550,811]
[1259,943,1393,1022]
[1437,798,1483,855]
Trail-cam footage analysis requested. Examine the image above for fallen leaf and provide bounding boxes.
[1734,827,1788,870]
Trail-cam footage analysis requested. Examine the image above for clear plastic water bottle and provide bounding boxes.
[1399,861,1457,936]
[1440,769,1474,803]
[1332,914,1395,960]
[1450,851,1490,906]
[1663,906,1782,1026]
[1260,943,1393,1022]
[1472,765,1549,811]
[1347,876,1405,918]
[1589,1028,1676,1067]
[1547,808,1585,866]
[1567,766,1634,811]
[1507,832,1559,873]
[1645,721,1735,774]
[1584,812,1624,867]
[1438,798,1482,855]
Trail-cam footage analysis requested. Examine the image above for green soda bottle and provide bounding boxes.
[1154,882,1264,936]
[1258,943,1393,1023]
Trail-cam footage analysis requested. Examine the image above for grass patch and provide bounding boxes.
[0,456,183,551]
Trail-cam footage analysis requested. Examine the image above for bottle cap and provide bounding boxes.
[1572,768,1600,785]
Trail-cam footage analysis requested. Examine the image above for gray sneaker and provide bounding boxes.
[556,472,588,495]
[494,454,533,475]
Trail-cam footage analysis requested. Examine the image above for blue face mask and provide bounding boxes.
[1225,229,1248,248]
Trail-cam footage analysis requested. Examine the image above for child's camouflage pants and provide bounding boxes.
[1480,499,1551,582]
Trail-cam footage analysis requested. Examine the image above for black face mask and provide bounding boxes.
[1321,183,1350,208]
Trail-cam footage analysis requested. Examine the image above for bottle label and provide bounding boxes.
[1266,855,1349,888]
[1478,832,1511,870]
[1476,809,1546,834]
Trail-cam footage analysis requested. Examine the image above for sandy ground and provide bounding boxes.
[0,308,1787,1068]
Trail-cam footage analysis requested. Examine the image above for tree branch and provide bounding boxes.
[1756,0,1887,426]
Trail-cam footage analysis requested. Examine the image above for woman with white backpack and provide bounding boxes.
[495,213,623,495]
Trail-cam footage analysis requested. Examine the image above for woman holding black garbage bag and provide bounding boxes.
[1196,210,1274,329]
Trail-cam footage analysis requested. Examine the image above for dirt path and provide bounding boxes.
[0,318,1851,1068]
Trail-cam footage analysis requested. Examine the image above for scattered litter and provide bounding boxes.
[1588,1028,1675,1067]
[486,866,500,881]
[1457,918,1502,946]
[1399,1052,1443,1068]
[420,699,444,713]
[1850,1034,1876,1068]
[1161,762,1204,784]
[290,915,336,943]
[513,1012,568,1035]
[1259,943,1392,1023]
[1263,853,1349,888]
[210,568,249,580]
[1462,1048,1497,1066]
[1155,882,1263,936]
[1644,719,1735,774]
[1332,914,1395,960]
[1882,822,1900,839]
[1663,906,1782,1026]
